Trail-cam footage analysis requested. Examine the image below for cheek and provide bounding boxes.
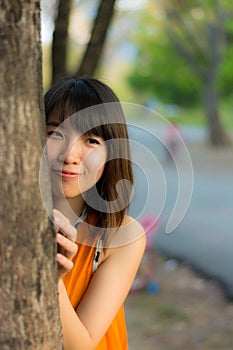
[95,164,105,181]
[84,147,107,180]
[46,140,62,165]
[46,141,55,164]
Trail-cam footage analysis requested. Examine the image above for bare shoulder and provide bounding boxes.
[122,215,145,237]
[105,215,146,250]
[102,215,146,272]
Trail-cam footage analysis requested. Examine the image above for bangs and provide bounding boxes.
[46,95,125,142]
[68,104,111,140]
[45,76,126,138]
[45,78,118,140]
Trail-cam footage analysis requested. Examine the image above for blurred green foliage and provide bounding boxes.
[127,32,200,106]
[127,1,233,108]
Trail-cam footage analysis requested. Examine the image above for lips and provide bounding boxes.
[53,169,82,179]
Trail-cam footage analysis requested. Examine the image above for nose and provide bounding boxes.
[59,139,83,165]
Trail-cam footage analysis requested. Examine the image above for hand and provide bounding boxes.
[53,209,78,280]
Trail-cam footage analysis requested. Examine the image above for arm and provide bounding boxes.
[55,212,146,350]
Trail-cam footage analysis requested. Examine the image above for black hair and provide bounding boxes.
[44,76,133,230]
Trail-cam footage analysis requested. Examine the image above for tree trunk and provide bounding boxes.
[164,2,230,147]
[52,0,72,84]
[76,0,116,77]
[0,1,62,349]
[202,80,231,146]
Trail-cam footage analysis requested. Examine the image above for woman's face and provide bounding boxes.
[46,112,107,200]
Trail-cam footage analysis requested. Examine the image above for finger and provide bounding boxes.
[56,233,78,260]
[57,253,74,276]
[53,209,77,241]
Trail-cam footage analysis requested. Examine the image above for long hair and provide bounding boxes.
[44,76,133,230]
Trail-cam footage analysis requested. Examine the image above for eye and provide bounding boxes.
[47,130,64,140]
[85,137,101,145]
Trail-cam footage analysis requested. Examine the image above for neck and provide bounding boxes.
[53,195,85,226]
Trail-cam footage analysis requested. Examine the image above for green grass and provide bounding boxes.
[152,99,232,130]
[173,101,233,129]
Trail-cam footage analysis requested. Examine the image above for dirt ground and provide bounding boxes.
[125,255,233,350]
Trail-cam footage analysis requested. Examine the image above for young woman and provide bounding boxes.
[44,76,146,350]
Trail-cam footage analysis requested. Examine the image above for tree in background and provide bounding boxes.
[163,0,230,146]
[128,1,232,146]
[76,0,116,76]
[127,13,200,107]
[51,0,116,83]
[52,0,72,84]
[0,1,62,348]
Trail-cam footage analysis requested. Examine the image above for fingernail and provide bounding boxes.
[56,253,63,262]
[57,233,64,242]
[53,209,61,219]
[54,214,61,223]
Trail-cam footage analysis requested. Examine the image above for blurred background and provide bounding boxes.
[41,1,233,349]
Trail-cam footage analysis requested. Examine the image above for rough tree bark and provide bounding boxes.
[0,1,62,349]
[76,0,116,77]
[52,0,72,84]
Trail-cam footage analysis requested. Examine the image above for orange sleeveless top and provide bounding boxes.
[63,242,128,350]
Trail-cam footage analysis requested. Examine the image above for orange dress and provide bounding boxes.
[63,242,128,350]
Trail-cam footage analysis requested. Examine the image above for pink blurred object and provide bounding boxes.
[139,215,159,251]
[165,123,181,157]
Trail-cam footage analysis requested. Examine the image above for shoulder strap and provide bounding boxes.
[92,232,104,273]
[74,210,87,229]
